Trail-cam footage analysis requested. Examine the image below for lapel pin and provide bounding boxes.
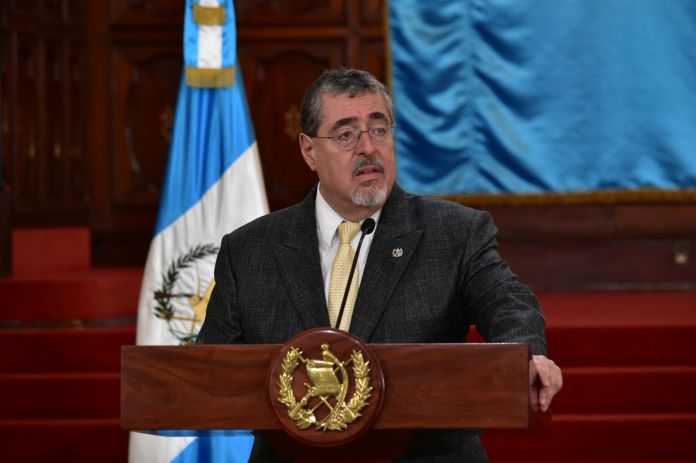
[392,248,404,258]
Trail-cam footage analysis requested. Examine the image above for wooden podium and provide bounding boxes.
[122,329,536,461]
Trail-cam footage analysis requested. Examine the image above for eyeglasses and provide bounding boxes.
[312,123,395,151]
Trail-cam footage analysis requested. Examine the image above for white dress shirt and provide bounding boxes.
[315,185,381,305]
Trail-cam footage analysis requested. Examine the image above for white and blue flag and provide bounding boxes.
[129,1,267,461]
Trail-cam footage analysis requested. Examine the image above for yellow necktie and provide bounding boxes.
[328,221,361,331]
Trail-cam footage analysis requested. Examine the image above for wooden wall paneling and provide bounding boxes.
[45,36,66,209]
[360,0,384,25]
[66,0,86,24]
[239,42,347,210]
[14,31,40,213]
[110,0,183,27]
[3,1,88,225]
[0,28,11,191]
[88,2,183,266]
[1,23,12,192]
[84,0,111,231]
[0,7,10,276]
[484,204,696,239]
[475,203,696,290]
[54,25,88,224]
[85,1,137,265]
[110,43,181,209]
[0,186,9,275]
[236,0,346,27]
[500,236,696,290]
[359,38,387,83]
[39,0,63,20]
[240,40,346,210]
[346,1,383,68]
[66,40,87,208]
[613,204,696,235]
[500,237,696,291]
[7,1,39,16]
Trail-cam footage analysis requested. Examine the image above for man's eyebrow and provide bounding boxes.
[328,112,389,133]
[369,112,389,122]
[328,117,358,133]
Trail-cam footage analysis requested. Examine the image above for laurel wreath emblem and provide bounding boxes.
[152,244,219,345]
[277,346,372,431]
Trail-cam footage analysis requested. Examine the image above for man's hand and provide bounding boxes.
[529,355,563,412]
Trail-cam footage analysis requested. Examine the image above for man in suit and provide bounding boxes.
[198,68,562,462]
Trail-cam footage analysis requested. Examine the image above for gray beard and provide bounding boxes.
[350,156,388,208]
[351,183,388,208]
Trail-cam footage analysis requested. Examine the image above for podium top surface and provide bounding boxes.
[121,343,530,432]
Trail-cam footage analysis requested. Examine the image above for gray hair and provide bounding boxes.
[300,68,395,137]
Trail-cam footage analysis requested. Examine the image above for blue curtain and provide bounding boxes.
[389,0,696,195]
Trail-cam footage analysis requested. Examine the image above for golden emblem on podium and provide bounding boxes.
[277,343,372,431]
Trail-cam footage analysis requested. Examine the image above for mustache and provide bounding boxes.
[351,156,385,177]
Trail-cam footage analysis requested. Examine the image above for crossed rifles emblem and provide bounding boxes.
[277,343,373,431]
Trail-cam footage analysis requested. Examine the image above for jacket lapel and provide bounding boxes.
[350,186,423,341]
[272,187,331,329]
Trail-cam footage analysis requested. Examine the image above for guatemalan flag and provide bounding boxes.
[129,1,267,462]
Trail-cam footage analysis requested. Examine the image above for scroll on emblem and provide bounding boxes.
[268,328,385,447]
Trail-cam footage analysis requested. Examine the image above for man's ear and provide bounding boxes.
[299,133,317,171]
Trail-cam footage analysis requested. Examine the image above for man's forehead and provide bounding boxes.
[319,92,388,126]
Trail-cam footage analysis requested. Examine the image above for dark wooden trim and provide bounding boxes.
[92,228,150,267]
[447,189,696,206]
[0,190,11,276]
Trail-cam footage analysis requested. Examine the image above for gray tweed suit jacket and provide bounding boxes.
[197,184,547,462]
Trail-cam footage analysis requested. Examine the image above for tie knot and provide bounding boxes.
[337,221,361,245]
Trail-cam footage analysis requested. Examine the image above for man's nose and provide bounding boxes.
[356,129,376,154]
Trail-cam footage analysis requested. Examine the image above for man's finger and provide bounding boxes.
[529,382,540,412]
